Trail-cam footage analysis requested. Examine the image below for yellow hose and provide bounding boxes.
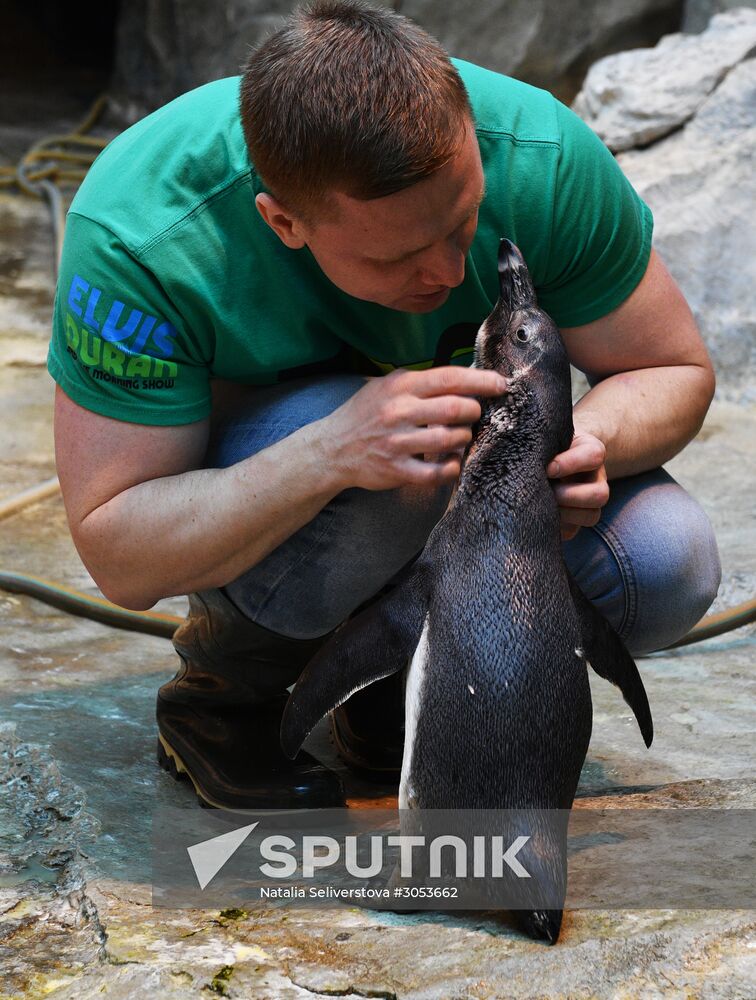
[4,93,110,276]
[0,478,60,521]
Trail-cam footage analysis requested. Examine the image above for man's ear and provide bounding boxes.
[255,192,308,249]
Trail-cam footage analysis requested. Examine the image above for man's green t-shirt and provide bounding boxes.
[47,59,653,426]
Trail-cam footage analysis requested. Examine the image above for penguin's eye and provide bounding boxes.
[515,328,529,343]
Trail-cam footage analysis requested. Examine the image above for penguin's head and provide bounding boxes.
[474,239,568,386]
[471,238,572,452]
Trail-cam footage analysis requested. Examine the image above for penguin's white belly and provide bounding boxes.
[398,613,430,810]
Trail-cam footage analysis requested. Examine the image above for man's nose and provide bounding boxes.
[417,240,466,289]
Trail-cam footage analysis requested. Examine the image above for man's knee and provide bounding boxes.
[565,469,722,655]
[622,487,721,655]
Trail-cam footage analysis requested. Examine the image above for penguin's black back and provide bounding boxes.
[409,471,592,812]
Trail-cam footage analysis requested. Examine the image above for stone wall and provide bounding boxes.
[110,0,683,118]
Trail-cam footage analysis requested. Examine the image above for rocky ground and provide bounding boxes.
[0,90,754,998]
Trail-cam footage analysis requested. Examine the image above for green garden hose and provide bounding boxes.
[0,569,181,639]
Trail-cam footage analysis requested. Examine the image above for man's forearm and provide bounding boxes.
[572,362,715,480]
[79,419,344,610]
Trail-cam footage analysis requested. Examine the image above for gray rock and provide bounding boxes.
[572,7,756,151]
[397,0,683,102]
[683,0,756,32]
[616,58,756,401]
[110,0,290,123]
[112,0,427,123]
[109,0,683,117]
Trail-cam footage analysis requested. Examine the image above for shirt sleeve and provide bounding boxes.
[535,99,654,329]
[47,212,212,425]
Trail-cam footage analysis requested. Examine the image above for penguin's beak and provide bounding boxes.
[498,238,537,313]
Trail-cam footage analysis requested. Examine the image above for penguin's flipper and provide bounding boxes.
[567,575,654,748]
[280,566,428,759]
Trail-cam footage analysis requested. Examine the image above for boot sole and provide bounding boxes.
[157,732,346,811]
[157,733,222,810]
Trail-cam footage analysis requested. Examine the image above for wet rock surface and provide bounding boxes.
[1,96,754,999]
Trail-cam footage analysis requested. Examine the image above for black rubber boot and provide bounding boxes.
[329,663,407,783]
[156,589,345,810]
[325,578,409,784]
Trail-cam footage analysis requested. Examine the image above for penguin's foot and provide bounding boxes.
[514,907,563,944]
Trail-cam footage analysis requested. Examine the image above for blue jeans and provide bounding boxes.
[207,374,721,655]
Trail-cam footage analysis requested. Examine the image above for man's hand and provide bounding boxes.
[546,431,609,541]
[324,366,507,491]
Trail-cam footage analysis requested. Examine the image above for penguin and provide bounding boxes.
[280,238,653,944]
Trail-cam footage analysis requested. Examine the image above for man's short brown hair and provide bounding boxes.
[240,0,473,219]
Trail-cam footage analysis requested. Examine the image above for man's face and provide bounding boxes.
[261,125,485,313]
